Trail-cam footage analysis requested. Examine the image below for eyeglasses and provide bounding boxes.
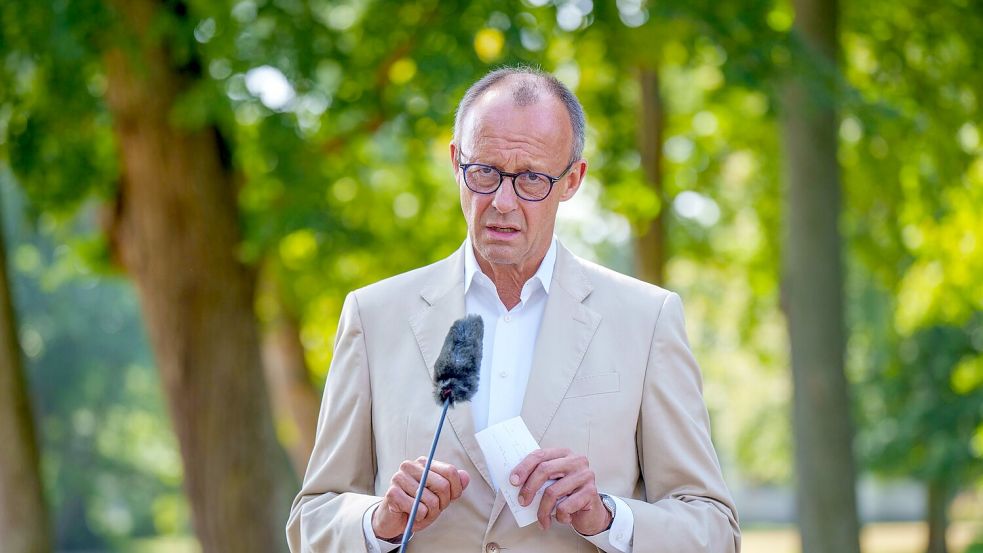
[458,157,575,202]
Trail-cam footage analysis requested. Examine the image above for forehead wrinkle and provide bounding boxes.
[467,131,556,172]
[460,92,571,172]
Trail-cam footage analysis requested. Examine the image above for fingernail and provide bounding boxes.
[388,505,398,513]
[510,474,519,485]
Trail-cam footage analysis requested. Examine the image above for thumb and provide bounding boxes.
[459,470,471,490]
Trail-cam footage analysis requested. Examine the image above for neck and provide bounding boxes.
[474,252,546,311]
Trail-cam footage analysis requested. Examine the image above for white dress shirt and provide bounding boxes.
[363,238,633,553]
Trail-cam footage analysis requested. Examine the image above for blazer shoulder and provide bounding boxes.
[573,254,677,313]
[349,251,459,313]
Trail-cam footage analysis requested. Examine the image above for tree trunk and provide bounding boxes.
[633,67,667,285]
[260,270,320,477]
[780,0,862,552]
[0,192,51,553]
[102,1,291,551]
[925,479,949,553]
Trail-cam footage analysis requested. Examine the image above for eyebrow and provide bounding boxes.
[459,151,553,174]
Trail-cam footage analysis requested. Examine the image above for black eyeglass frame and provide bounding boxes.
[457,157,577,202]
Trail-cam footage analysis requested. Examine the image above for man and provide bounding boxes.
[286,67,740,553]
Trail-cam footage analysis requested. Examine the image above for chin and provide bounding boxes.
[476,243,521,266]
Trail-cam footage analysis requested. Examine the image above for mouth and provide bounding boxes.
[486,224,520,234]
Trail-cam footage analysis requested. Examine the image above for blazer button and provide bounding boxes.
[486,542,500,553]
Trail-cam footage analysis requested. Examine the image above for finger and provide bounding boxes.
[459,470,471,492]
[538,471,591,530]
[428,471,452,510]
[554,487,594,525]
[392,471,439,521]
[520,455,578,506]
[510,448,567,491]
[510,449,546,488]
[407,462,452,510]
[383,484,420,519]
[422,459,464,502]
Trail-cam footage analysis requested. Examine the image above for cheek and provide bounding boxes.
[462,193,490,222]
[525,203,558,231]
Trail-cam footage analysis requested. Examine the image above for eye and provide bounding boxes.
[477,166,495,175]
[521,172,544,183]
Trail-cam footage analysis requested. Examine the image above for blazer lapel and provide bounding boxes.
[408,245,495,491]
[486,244,602,528]
[520,243,601,442]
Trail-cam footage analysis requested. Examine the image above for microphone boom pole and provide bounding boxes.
[396,314,482,553]
[399,394,451,552]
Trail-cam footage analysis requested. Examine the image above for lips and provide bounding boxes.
[485,223,519,234]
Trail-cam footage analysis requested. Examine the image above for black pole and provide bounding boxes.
[398,395,451,552]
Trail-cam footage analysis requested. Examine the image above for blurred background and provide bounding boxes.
[1,0,981,552]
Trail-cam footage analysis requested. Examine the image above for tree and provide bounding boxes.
[838,2,983,551]
[780,0,862,551]
[0,189,50,553]
[101,1,295,550]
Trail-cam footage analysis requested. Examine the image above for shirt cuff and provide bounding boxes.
[361,503,403,553]
[579,494,634,553]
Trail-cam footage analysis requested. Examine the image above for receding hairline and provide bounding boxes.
[453,68,586,162]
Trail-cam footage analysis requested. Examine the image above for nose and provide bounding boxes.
[491,175,519,213]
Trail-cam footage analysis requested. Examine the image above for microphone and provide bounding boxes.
[400,315,483,551]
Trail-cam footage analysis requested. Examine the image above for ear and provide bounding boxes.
[449,142,460,177]
[558,159,588,202]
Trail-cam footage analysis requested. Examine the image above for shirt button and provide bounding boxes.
[499,371,508,378]
[504,315,511,322]
[486,542,500,553]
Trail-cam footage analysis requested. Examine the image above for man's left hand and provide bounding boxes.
[509,448,612,535]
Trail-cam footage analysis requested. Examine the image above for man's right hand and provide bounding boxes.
[372,457,471,540]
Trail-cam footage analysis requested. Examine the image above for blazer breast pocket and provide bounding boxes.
[564,372,620,399]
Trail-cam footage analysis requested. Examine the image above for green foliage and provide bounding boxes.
[3,0,983,547]
[858,319,983,485]
[840,0,983,496]
[1,175,189,549]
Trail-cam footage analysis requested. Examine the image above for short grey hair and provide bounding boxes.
[452,66,586,163]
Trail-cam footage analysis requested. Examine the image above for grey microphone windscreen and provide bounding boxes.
[433,315,483,406]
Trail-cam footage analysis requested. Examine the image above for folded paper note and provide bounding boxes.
[475,416,555,527]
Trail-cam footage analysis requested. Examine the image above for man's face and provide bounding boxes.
[451,87,586,276]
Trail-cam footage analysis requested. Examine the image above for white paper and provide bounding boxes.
[475,417,554,527]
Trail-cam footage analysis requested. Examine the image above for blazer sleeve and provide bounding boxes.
[286,292,381,553]
[623,292,741,553]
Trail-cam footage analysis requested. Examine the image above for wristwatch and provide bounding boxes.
[600,494,616,531]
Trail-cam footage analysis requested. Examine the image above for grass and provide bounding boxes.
[742,521,983,553]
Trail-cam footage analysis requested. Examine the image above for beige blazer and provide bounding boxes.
[286,242,740,552]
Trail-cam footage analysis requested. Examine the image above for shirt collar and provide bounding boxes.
[464,236,557,297]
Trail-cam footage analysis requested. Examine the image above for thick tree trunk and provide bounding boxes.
[260,272,320,477]
[925,480,949,553]
[102,1,291,551]
[0,194,51,553]
[633,67,667,285]
[780,0,862,552]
